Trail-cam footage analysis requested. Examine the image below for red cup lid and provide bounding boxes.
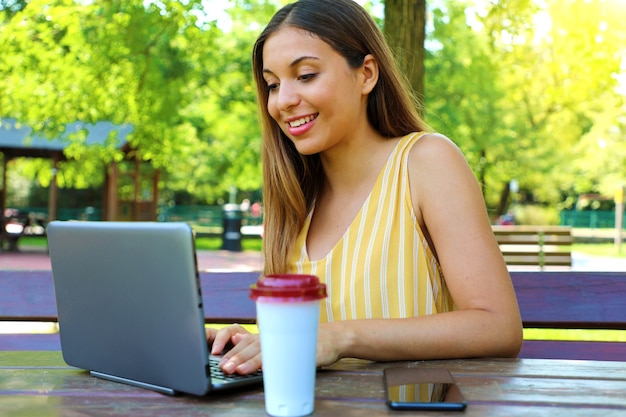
[250,274,327,301]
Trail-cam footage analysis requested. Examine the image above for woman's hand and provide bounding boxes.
[315,322,344,368]
[206,324,262,375]
[207,323,348,375]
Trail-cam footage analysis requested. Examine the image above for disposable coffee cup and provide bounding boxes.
[250,274,327,417]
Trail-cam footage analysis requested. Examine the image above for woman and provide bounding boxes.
[208,0,522,375]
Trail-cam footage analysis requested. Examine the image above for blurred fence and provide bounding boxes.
[158,205,263,226]
[158,205,263,238]
[7,205,263,226]
[6,207,102,221]
[560,210,624,229]
[12,207,622,232]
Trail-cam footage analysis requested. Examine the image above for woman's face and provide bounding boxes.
[262,26,371,156]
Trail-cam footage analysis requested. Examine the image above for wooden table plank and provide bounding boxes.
[324,356,626,380]
[2,353,626,416]
[2,397,623,417]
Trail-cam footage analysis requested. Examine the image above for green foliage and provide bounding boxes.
[425,0,511,204]
[0,0,279,204]
[510,204,560,226]
[164,1,273,202]
[1,0,625,214]
[425,0,626,215]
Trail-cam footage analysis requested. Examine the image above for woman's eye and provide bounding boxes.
[266,73,316,92]
[299,73,317,81]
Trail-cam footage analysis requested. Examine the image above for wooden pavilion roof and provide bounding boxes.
[0,118,158,224]
[0,118,133,159]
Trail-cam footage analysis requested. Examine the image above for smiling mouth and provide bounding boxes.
[288,114,318,128]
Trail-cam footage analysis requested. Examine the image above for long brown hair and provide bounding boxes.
[253,0,429,274]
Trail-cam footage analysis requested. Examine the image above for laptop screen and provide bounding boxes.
[48,221,213,395]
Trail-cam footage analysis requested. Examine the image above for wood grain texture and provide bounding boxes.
[1,353,625,416]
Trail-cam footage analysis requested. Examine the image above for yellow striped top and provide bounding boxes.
[288,132,454,322]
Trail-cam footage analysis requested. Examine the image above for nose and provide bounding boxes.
[275,81,300,112]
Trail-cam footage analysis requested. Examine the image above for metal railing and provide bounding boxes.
[560,210,624,229]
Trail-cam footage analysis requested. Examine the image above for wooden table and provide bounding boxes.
[2,352,625,416]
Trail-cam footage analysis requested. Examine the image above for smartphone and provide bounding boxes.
[383,367,467,411]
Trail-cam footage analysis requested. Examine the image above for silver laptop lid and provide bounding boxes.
[48,221,211,396]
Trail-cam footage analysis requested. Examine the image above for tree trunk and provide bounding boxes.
[496,181,511,217]
[384,0,426,112]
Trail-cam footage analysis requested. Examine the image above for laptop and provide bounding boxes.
[47,220,262,396]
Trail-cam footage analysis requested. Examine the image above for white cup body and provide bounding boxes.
[256,298,320,417]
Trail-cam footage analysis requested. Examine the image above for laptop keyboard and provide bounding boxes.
[208,355,262,384]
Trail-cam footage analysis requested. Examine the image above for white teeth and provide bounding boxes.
[289,115,315,128]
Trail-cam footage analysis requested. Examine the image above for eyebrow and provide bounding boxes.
[262,56,320,75]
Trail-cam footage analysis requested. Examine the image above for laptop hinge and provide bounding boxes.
[90,371,178,396]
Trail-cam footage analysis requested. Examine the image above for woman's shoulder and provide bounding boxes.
[406,132,465,164]
[411,131,458,148]
[405,131,475,202]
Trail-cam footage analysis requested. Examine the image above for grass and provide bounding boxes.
[5,322,621,344]
[17,236,263,251]
[524,328,626,342]
[0,321,260,335]
[572,243,625,258]
[205,323,259,334]
[194,237,262,252]
[12,236,47,248]
[20,235,622,257]
[213,325,626,343]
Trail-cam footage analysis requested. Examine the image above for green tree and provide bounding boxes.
[538,0,626,205]
[1,0,209,181]
[2,0,625,217]
[0,0,270,205]
[162,1,281,203]
[424,0,625,216]
[425,0,519,215]
[491,0,626,209]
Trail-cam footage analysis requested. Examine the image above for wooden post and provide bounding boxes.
[0,154,7,218]
[616,185,624,254]
[47,153,60,221]
[0,154,7,250]
[104,162,119,221]
[152,168,160,221]
[133,158,140,221]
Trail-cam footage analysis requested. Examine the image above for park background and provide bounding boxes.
[1,0,625,257]
[1,0,625,347]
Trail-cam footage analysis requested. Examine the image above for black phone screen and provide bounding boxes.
[384,368,467,411]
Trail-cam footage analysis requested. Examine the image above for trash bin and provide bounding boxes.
[221,203,242,252]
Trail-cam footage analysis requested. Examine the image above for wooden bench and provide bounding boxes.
[512,271,626,361]
[0,270,260,350]
[1,211,48,252]
[492,225,573,269]
[1,270,625,362]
